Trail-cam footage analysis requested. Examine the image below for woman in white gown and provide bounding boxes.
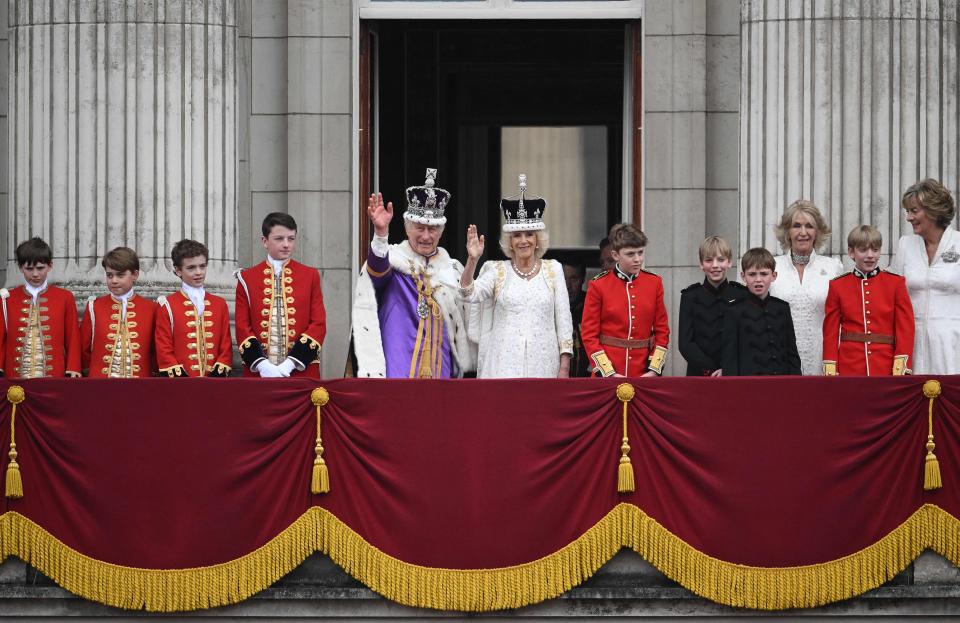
[890,179,960,375]
[458,181,573,378]
[769,200,844,375]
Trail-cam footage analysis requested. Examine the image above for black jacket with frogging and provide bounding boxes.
[678,279,747,376]
[721,293,801,376]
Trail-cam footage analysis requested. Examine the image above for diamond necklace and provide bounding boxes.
[511,259,540,279]
[791,252,811,266]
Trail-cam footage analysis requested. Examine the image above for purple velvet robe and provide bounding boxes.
[368,248,454,378]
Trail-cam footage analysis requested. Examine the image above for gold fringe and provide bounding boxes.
[2,504,958,612]
[922,380,943,491]
[0,510,318,612]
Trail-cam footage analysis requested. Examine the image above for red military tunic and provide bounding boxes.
[0,285,81,377]
[155,290,233,377]
[581,266,670,377]
[235,259,326,378]
[81,294,158,378]
[822,268,915,376]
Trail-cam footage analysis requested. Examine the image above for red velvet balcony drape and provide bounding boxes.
[0,377,956,611]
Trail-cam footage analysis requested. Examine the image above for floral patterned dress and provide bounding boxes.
[769,251,844,375]
[461,259,573,378]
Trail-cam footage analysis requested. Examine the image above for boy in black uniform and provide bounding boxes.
[721,248,801,376]
[678,236,746,376]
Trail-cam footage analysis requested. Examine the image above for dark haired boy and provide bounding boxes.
[155,240,233,377]
[822,225,915,376]
[235,212,327,378]
[678,236,746,376]
[720,248,801,376]
[581,223,670,377]
[80,247,158,377]
[0,237,81,377]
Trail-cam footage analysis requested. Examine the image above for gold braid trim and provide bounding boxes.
[0,504,959,612]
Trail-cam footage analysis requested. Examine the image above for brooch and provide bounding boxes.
[820,269,827,276]
[943,248,959,263]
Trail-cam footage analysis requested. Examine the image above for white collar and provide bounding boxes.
[267,256,287,273]
[113,288,135,303]
[24,280,48,302]
[181,282,205,299]
[181,282,206,313]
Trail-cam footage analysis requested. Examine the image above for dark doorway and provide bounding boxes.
[366,20,630,268]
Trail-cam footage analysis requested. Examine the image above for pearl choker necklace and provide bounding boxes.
[791,252,811,266]
[511,259,540,279]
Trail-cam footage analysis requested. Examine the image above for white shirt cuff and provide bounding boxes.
[370,234,389,258]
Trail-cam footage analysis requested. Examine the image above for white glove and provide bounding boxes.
[277,358,296,377]
[257,361,285,378]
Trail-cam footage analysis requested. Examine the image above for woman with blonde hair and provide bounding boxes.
[458,177,573,378]
[769,200,844,375]
[890,179,960,374]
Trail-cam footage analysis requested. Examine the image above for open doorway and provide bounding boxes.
[360,20,638,269]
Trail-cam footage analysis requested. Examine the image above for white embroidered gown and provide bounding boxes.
[890,229,960,375]
[461,260,574,378]
[769,251,844,375]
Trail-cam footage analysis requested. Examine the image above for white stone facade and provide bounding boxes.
[740,0,960,264]
[1,0,957,379]
[6,0,238,297]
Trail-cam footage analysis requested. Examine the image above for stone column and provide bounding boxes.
[740,1,959,259]
[7,0,237,296]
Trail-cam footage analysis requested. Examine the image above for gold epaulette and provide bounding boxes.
[591,271,609,281]
[831,272,852,281]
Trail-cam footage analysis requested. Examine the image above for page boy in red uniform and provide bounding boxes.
[81,247,158,378]
[822,225,915,376]
[235,213,326,378]
[155,240,233,377]
[581,223,669,377]
[0,237,81,378]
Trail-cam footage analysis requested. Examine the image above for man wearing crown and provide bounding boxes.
[352,169,475,378]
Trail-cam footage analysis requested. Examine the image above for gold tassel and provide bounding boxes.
[310,387,330,494]
[616,383,636,494]
[5,385,26,499]
[922,380,942,491]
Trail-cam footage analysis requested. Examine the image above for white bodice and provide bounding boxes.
[890,229,960,374]
[769,252,844,375]
[462,260,573,379]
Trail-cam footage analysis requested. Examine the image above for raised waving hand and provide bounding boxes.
[367,192,393,237]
